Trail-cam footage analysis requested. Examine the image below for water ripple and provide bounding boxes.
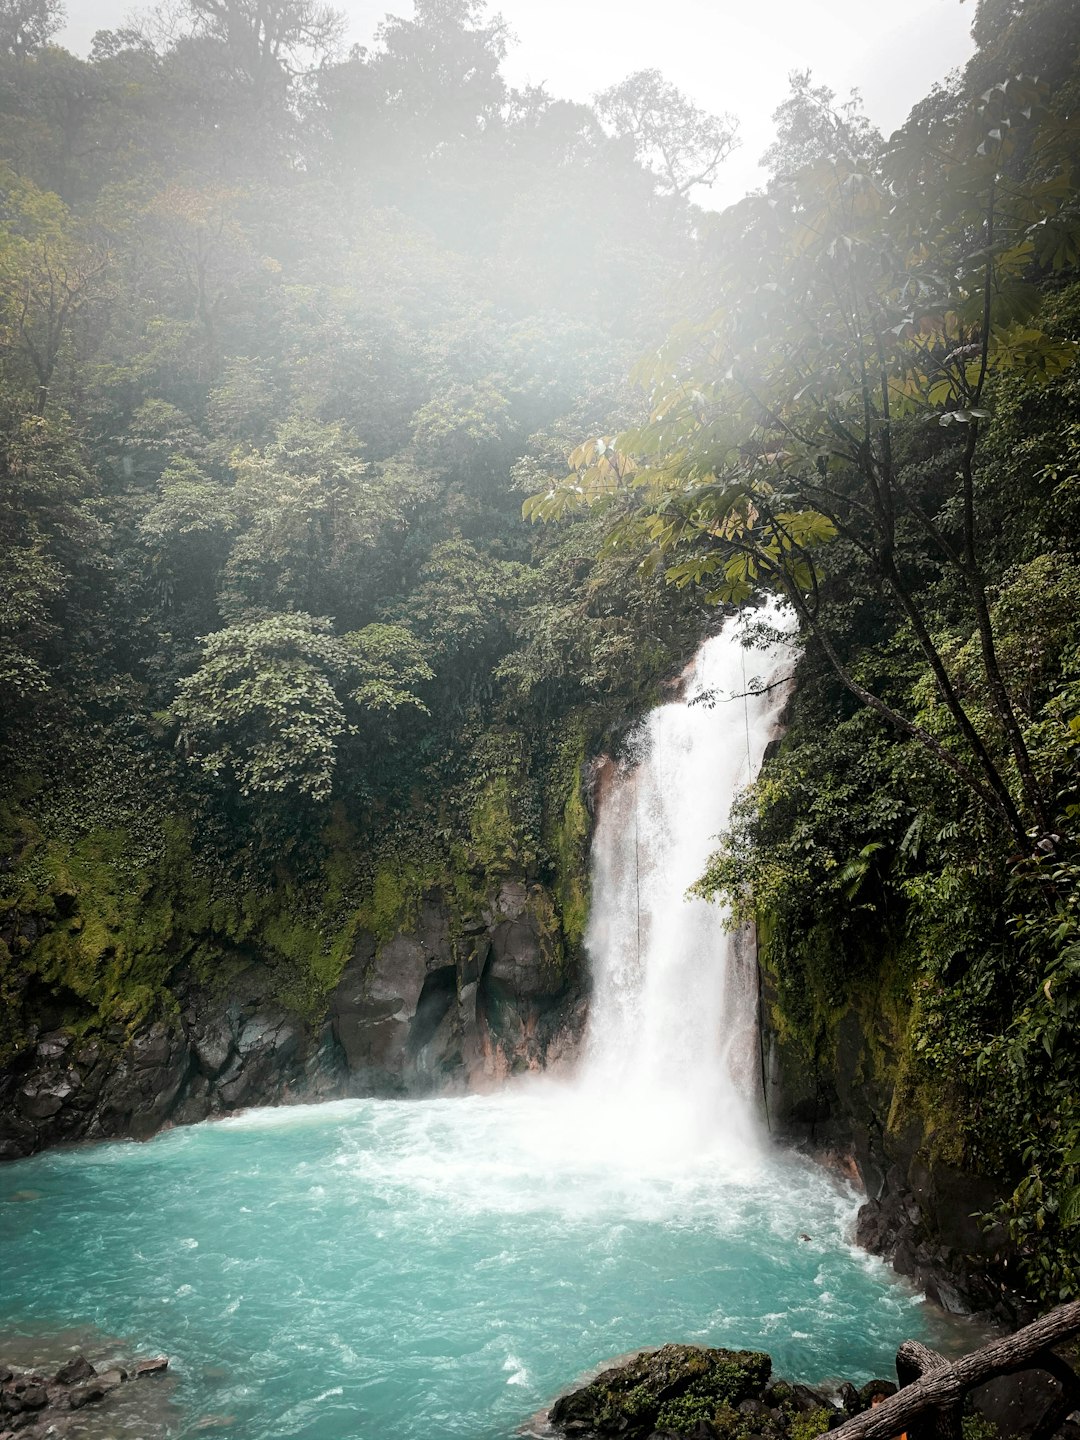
[2,1090,959,1440]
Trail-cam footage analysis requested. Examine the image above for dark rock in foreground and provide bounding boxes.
[549,1331,1080,1440]
[52,1357,93,1387]
[548,1344,850,1440]
[0,1352,169,1438]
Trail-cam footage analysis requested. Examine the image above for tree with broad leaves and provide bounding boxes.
[172,611,432,807]
[527,75,1080,850]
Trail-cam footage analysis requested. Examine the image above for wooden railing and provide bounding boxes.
[828,1301,1080,1440]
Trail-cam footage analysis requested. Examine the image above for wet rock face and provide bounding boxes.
[328,883,586,1097]
[0,880,585,1160]
[759,969,1016,1321]
[0,980,343,1162]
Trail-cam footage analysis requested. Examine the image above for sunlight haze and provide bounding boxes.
[61,0,976,204]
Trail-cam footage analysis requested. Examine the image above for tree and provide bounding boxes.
[527,77,1080,848]
[410,379,513,478]
[967,0,1080,95]
[0,0,64,59]
[344,621,434,714]
[172,611,432,805]
[367,0,509,147]
[137,456,238,624]
[206,356,278,451]
[182,0,344,103]
[217,418,401,626]
[138,183,266,381]
[0,166,110,411]
[0,409,106,736]
[172,611,354,803]
[594,69,738,197]
[393,535,528,678]
[760,69,881,179]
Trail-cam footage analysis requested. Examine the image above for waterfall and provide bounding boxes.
[3,603,945,1440]
[576,606,794,1158]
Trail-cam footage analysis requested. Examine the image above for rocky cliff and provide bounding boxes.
[759,957,1015,1322]
[0,878,586,1161]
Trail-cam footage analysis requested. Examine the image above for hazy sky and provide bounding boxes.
[60,0,976,203]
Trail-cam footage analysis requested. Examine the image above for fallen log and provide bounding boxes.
[828,1302,1080,1440]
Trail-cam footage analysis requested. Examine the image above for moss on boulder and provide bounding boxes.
[549,1344,774,1438]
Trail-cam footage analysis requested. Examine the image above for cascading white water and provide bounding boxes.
[576,606,795,1157]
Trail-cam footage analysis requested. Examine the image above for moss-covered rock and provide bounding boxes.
[0,802,590,1156]
[549,1344,773,1438]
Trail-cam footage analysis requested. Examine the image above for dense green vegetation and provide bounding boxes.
[530,0,1080,1299]
[0,0,717,1058]
[4,0,1080,1309]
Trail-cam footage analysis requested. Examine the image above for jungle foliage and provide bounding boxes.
[0,1,719,1060]
[3,0,1080,1305]
[526,0,1080,1300]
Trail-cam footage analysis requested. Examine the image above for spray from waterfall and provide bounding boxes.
[576,605,795,1158]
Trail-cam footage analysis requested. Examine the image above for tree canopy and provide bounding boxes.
[526,12,1080,1298]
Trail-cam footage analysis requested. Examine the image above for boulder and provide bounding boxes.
[54,1356,94,1386]
[10,1375,46,1393]
[34,1033,71,1061]
[971,1369,1070,1440]
[837,1383,860,1415]
[856,1381,896,1408]
[330,926,432,1087]
[191,1018,233,1079]
[550,1345,773,1440]
[68,1381,107,1409]
[134,1357,169,1376]
[790,1384,832,1413]
[16,1079,70,1121]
